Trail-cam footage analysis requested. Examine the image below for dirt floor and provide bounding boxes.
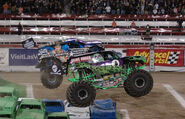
[1,72,185,119]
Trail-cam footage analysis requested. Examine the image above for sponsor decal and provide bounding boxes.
[71,56,91,63]
[50,64,61,75]
[52,65,58,73]
[22,38,36,49]
[94,78,104,81]
[127,49,184,66]
[71,48,87,56]
[102,78,122,87]
[112,60,120,66]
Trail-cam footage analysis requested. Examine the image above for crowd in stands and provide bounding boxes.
[69,0,185,15]
[0,0,64,14]
[0,0,185,15]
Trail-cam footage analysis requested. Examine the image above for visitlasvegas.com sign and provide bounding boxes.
[9,49,38,66]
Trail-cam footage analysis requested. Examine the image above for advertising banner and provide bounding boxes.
[0,48,9,66]
[127,49,184,67]
[9,49,38,66]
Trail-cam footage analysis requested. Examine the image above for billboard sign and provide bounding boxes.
[127,49,184,67]
[9,49,38,66]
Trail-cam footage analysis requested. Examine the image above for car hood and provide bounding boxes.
[16,111,44,119]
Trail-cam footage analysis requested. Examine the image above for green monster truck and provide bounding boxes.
[0,87,18,119]
[16,99,47,119]
[39,51,153,107]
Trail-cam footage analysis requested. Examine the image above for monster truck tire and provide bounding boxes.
[124,69,153,97]
[41,70,63,89]
[66,81,96,107]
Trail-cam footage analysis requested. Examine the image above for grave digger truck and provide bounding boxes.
[36,50,153,107]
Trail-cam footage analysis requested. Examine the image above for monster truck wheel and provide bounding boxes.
[124,70,153,97]
[66,81,96,107]
[41,70,63,89]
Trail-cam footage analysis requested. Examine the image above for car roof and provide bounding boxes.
[21,99,42,105]
[43,99,62,102]
[48,112,68,117]
[0,87,15,93]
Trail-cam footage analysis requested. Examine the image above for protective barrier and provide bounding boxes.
[0,47,184,72]
[0,14,184,21]
[1,27,184,35]
[0,20,179,27]
[0,35,185,43]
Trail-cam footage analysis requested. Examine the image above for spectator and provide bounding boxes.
[130,21,136,28]
[153,8,158,15]
[3,2,9,14]
[161,8,165,14]
[141,2,145,15]
[105,5,111,14]
[177,15,183,32]
[18,6,23,15]
[146,24,151,36]
[18,22,23,35]
[11,4,17,14]
[112,19,117,28]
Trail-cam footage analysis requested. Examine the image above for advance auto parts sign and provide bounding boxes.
[9,49,38,66]
[127,49,184,67]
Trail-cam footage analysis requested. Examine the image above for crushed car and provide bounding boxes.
[16,99,46,119]
[0,87,18,119]
[42,99,64,113]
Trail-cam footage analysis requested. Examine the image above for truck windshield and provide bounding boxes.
[0,93,12,97]
[20,104,41,110]
[0,114,11,118]
[45,102,61,106]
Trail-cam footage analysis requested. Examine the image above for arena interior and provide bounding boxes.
[0,0,185,119]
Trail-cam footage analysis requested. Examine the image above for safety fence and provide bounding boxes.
[0,20,183,27]
[0,35,185,43]
[0,14,184,21]
[0,27,184,35]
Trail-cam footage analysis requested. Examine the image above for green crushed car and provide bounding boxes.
[0,87,18,119]
[16,99,46,119]
[47,112,69,119]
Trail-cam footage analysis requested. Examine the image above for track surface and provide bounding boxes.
[1,72,185,119]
